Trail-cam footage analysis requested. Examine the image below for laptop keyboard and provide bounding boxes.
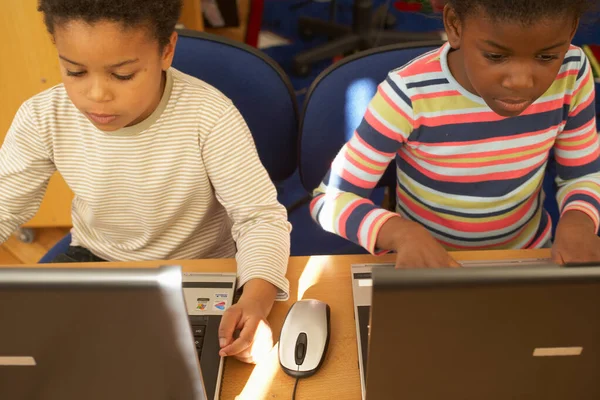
[188,314,222,400]
[357,305,371,376]
[189,315,209,360]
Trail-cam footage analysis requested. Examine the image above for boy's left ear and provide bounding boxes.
[569,18,579,41]
[443,4,462,49]
[161,31,178,71]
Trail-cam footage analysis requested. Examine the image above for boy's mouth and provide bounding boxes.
[494,98,531,114]
[87,112,118,125]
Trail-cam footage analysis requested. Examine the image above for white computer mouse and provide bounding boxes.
[279,299,330,378]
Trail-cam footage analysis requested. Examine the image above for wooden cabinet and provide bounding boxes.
[180,0,253,44]
[180,0,205,31]
[0,0,74,228]
[204,0,251,43]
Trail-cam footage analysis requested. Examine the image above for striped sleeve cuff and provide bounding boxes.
[561,198,600,234]
[357,208,400,255]
[311,191,400,255]
[237,268,290,301]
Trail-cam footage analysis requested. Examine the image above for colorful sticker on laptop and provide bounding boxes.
[196,298,210,311]
[213,300,227,311]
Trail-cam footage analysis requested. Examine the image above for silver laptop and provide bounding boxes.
[182,269,237,399]
[0,265,236,400]
[364,264,600,399]
[351,257,552,399]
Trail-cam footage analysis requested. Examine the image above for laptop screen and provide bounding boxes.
[0,266,207,400]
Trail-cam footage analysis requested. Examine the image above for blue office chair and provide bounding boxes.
[173,29,299,182]
[39,233,72,263]
[291,41,445,256]
[40,30,299,263]
[299,40,444,193]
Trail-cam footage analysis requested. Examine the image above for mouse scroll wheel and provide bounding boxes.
[295,332,308,365]
[296,342,306,359]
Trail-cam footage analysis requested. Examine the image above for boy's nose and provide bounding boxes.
[502,66,534,92]
[86,78,113,103]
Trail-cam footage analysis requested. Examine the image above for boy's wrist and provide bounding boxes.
[376,216,423,252]
[558,209,597,235]
[239,279,278,311]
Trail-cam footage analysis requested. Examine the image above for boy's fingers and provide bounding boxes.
[220,317,260,357]
[218,307,242,349]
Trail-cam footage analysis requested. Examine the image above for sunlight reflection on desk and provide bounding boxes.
[298,256,331,300]
[236,256,332,398]
[236,343,280,400]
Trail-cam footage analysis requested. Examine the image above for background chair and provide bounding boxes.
[174,29,299,182]
[39,30,299,263]
[292,0,444,76]
[38,233,72,263]
[291,41,444,256]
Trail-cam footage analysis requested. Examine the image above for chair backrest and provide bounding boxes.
[173,30,298,182]
[298,41,445,193]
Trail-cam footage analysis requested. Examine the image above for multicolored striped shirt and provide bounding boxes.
[311,43,600,253]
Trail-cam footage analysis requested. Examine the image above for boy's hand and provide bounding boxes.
[552,210,600,265]
[378,217,460,268]
[218,279,277,364]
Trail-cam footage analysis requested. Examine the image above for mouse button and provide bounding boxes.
[295,332,308,365]
[296,343,305,362]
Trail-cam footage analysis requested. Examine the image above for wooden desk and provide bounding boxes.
[23,249,551,399]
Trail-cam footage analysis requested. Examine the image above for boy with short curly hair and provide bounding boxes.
[0,0,289,363]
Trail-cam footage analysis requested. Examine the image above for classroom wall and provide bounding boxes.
[0,0,74,228]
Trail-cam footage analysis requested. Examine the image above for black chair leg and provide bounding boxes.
[293,34,363,76]
[367,30,444,46]
[298,16,351,40]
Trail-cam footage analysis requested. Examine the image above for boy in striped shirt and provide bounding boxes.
[312,0,600,267]
[0,0,289,363]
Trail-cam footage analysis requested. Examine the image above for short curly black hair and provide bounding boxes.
[447,0,591,24]
[38,0,182,50]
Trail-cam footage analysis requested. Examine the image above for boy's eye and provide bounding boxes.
[66,70,86,77]
[536,54,559,62]
[113,73,135,81]
[483,53,507,62]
